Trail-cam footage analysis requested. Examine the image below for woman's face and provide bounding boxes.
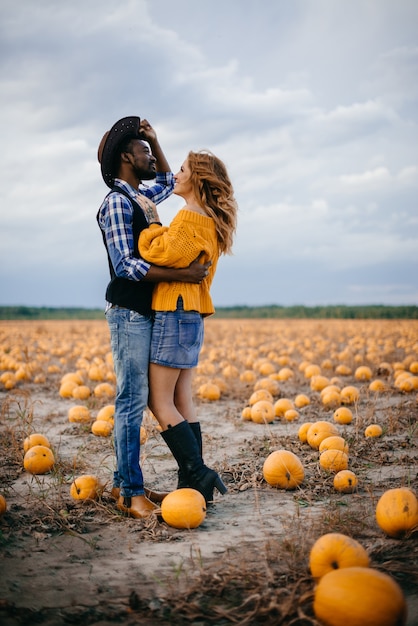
[174,158,193,198]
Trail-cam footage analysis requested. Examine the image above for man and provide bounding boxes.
[97,116,208,519]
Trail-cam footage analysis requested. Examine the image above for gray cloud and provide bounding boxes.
[0,0,417,308]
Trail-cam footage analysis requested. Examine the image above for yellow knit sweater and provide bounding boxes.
[138,209,219,314]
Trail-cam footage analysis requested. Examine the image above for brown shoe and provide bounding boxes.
[117,495,161,519]
[110,486,168,503]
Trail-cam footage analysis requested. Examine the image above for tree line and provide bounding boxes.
[0,305,417,320]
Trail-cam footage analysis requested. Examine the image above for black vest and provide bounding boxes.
[97,186,154,315]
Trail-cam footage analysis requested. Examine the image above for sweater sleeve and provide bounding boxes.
[139,213,212,268]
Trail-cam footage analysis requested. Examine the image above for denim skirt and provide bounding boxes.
[150,300,204,369]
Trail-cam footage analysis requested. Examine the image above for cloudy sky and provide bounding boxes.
[1,0,417,309]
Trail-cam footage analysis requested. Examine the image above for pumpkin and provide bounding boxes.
[198,383,221,401]
[313,566,407,626]
[273,398,294,418]
[309,533,370,579]
[61,372,84,385]
[0,494,7,516]
[304,364,321,378]
[241,406,252,421]
[319,449,349,473]
[222,364,239,378]
[23,433,51,452]
[161,488,206,529]
[94,382,115,398]
[333,470,358,493]
[333,407,353,425]
[340,385,360,404]
[249,389,274,405]
[354,366,372,381]
[369,379,388,393]
[240,370,257,383]
[250,400,275,424]
[91,420,113,437]
[375,487,418,538]
[23,445,55,474]
[254,377,280,395]
[277,367,294,381]
[68,405,91,424]
[96,404,115,422]
[59,380,78,398]
[284,409,299,422]
[307,421,339,449]
[321,389,342,409]
[263,450,304,489]
[335,364,352,376]
[70,474,102,501]
[310,375,330,392]
[365,424,383,438]
[319,436,349,455]
[258,361,276,376]
[298,422,313,443]
[294,393,310,408]
[72,385,91,400]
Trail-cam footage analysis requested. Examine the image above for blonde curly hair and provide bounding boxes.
[187,150,237,255]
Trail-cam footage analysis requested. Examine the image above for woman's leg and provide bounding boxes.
[148,363,184,430]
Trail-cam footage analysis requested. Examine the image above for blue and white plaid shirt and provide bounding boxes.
[97,173,174,282]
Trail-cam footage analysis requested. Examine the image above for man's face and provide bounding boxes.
[124,139,156,180]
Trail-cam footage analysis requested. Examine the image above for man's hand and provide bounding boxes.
[139,119,157,144]
[180,252,211,283]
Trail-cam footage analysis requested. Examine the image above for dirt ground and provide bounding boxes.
[0,319,417,625]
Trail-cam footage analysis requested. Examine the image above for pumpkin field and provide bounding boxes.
[0,318,417,626]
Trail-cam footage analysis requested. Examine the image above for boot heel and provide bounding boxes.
[214,475,227,495]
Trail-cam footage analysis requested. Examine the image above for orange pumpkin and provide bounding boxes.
[23,433,51,452]
[298,422,313,443]
[313,566,407,626]
[23,445,55,474]
[283,409,299,422]
[319,449,349,473]
[365,424,383,438]
[294,394,310,408]
[96,404,115,423]
[319,436,349,455]
[354,366,372,381]
[375,487,418,538]
[333,407,353,425]
[250,400,275,424]
[263,450,304,489]
[249,389,273,405]
[241,406,252,421]
[198,383,221,401]
[161,488,206,529]
[309,533,370,579]
[340,385,360,404]
[72,385,91,400]
[70,474,102,501]
[91,420,113,437]
[307,421,339,449]
[333,470,358,493]
[68,405,91,424]
[273,398,294,418]
[0,494,7,516]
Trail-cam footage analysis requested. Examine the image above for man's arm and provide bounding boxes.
[140,119,171,173]
[144,253,211,284]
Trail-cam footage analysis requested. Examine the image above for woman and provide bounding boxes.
[139,150,237,503]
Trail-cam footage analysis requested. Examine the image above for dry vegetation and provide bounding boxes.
[0,318,417,626]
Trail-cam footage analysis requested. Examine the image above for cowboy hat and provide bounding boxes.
[97,116,141,188]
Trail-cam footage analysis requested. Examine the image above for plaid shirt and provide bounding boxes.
[97,173,174,281]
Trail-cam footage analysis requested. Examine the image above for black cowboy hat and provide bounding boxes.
[97,116,142,188]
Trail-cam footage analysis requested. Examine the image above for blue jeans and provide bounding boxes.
[105,306,152,497]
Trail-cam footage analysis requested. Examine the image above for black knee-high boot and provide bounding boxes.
[177,421,203,489]
[161,421,227,503]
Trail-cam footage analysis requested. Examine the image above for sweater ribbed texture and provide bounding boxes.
[139,209,219,314]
